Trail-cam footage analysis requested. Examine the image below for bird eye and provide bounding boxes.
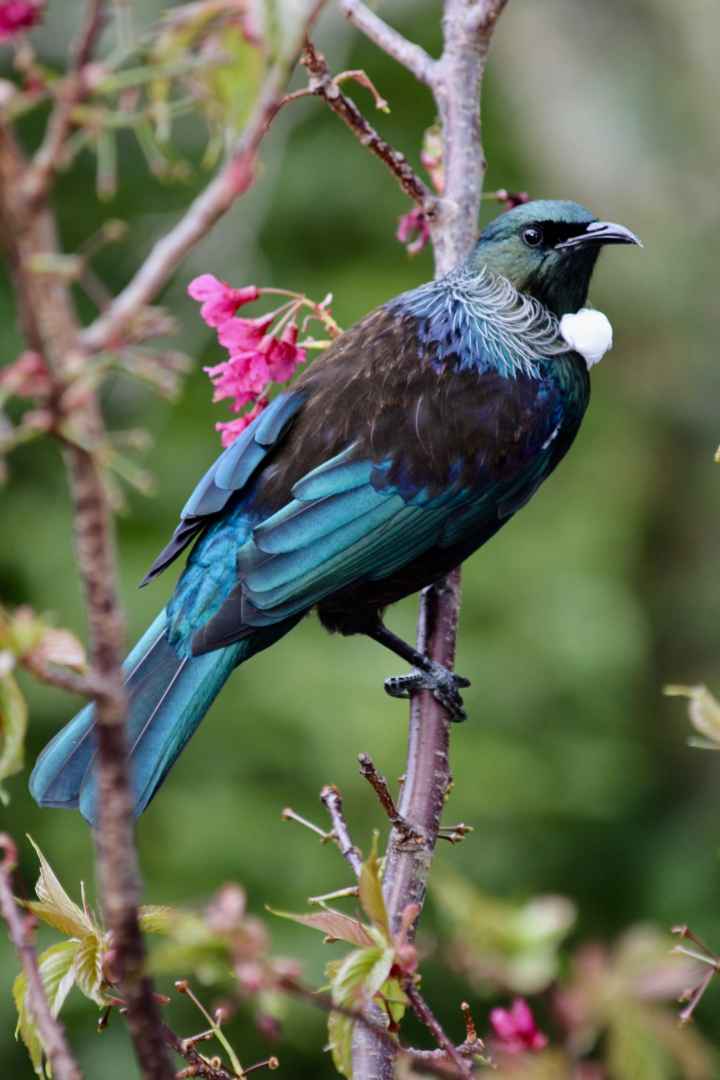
[522,225,544,248]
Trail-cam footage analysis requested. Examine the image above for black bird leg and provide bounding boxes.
[365,622,470,722]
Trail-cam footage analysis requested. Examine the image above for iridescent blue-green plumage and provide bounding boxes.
[30,200,640,824]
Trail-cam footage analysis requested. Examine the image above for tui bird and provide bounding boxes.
[30,200,641,825]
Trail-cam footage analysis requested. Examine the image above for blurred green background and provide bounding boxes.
[2,0,720,1075]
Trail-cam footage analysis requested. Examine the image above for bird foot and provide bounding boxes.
[384,662,470,722]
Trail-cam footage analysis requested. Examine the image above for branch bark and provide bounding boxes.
[0,835,82,1080]
[2,5,329,1076]
[80,1,328,355]
[0,117,174,1080]
[350,2,509,1076]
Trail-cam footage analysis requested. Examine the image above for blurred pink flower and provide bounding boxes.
[188,274,259,328]
[0,0,42,40]
[489,998,548,1055]
[0,350,51,397]
[396,208,430,256]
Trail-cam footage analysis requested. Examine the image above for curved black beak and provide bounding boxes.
[555,220,643,251]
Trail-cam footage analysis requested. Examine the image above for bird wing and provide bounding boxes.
[189,368,572,655]
[189,452,470,652]
[141,391,305,584]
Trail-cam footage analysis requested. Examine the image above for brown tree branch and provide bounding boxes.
[339,0,438,86]
[2,6,331,1074]
[80,1,328,355]
[298,38,435,212]
[24,0,107,206]
[280,978,470,1079]
[350,1,509,1076]
[0,835,82,1080]
[0,113,174,1080]
[320,783,364,876]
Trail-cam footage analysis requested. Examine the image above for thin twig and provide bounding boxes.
[160,1022,235,1080]
[357,752,422,843]
[339,0,437,87]
[320,784,363,877]
[299,38,433,212]
[21,653,104,697]
[24,0,107,205]
[279,978,468,1079]
[0,109,175,1080]
[80,0,329,354]
[0,835,83,1080]
[405,983,473,1080]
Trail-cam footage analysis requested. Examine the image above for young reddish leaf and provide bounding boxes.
[30,628,87,672]
[267,906,373,947]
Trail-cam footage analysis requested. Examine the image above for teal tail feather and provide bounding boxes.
[29,610,297,826]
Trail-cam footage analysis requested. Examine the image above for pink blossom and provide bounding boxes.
[216,399,268,448]
[0,350,51,397]
[204,353,270,408]
[489,998,548,1055]
[263,322,306,382]
[188,274,259,328]
[217,314,274,353]
[0,0,43,40]
[396,208,430,256]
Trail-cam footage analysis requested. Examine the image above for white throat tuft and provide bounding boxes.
[559,308,613,369]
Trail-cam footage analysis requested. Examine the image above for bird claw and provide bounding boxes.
[384,662,470,722]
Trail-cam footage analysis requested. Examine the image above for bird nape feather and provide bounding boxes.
[30,199,641,825]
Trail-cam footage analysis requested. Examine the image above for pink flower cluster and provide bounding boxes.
[489,998,548,1055]
[0,0,43,41]
[188,274,307,447]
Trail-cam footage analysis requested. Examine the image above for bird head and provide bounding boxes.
[467,199,641,316]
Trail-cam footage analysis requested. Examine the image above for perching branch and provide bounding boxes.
[0,835,82,1080]
[349,1,509,1076]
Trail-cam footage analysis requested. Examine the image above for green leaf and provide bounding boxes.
[358,834,390,939]
[333,946,394,1008]
[205,25,265,132]
[267,905,373,947]
[381,977,407,1026]
[13,972,43,1077]
[432,868,575,993]
[326,947,396,1079]
[26,837,94,938]
[14,941,80,1076]
[73,934,106,1005]
[0,671,26,804]
[138,904,176,934]
[607,1005,675,1080]
[327,1008,353,1078]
